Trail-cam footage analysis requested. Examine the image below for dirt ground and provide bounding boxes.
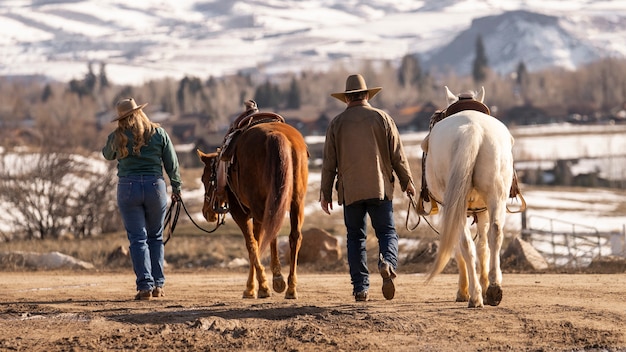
[0,270,625,352]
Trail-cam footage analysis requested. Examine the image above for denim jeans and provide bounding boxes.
[117,175,167,291]
[343,198,399,294]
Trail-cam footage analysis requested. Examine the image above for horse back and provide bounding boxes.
[229,122,308,218]
[426,111,513,199]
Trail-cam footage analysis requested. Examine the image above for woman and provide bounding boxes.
[102,98,182,300]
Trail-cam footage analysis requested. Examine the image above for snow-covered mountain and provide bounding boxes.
[2,0,626,85]
[423,10,604,75]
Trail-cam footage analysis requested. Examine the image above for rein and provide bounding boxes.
[405,193,440,235]
[163,197,225,245]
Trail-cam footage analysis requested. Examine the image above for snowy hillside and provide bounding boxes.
[1,0,626,84]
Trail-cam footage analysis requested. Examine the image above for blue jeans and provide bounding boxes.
[117,175,167,291]
[343,198,399,294]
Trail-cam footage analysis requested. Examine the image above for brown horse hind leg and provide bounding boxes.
[270,239,287,293]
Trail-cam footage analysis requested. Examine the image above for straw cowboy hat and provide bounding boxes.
[112,98,148,122]
[331,74,382,102]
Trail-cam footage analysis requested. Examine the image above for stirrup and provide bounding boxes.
[213,204,230,214]
[506,193,527,213]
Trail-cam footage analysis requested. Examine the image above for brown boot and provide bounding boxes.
[354,291,369,302]
[135,290,152,300]
[379,261,397,300]
[152,287,164,298]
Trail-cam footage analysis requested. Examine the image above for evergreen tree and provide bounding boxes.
[285,77,301,109]
[176,77,189,113]
[99,62,109,89]
[41,84,53,102]
[398,54,422,87]
[472,34,488,84]
[516,61,528,86]
[84,62,97,94]
[253,80,281,109]
[515,61,529,102]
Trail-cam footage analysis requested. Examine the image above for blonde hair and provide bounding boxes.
[112,109,160,159]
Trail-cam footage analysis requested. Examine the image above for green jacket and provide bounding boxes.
[102,126,182,194]
[320,101,413,206]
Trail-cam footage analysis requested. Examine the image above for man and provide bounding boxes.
[320,74,415,302]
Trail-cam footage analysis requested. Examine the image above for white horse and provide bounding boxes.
[421,86,514,308]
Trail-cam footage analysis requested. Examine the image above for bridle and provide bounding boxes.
[202,156,229,226]
[205,156,230,215]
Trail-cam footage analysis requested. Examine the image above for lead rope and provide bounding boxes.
[163,197,225,245]
[406,193,441,236]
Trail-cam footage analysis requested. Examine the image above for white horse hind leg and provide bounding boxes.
[458,225,483,308]
[474,211,490,297]
[485,206,506,306]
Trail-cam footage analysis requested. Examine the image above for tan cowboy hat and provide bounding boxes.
[331,74,382,102]
[112,98,148,122]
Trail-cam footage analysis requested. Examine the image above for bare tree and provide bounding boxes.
[0,151,121,240]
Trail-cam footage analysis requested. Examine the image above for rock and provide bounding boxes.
[107,245,131,268]
[280,228,342,264]
[502,236,549,271]
[0,251,94,270]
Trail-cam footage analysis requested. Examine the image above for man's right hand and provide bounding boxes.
[406,181,416,197]
[320,199,333,215]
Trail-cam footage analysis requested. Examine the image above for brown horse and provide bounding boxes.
[197,120,308,299]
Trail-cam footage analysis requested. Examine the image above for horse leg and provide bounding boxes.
[455,248,469,302]
[285,199,304,299]
[237,216,270,299]
[484,205,506,306]
[269,238,286,293]
[458,224,483,308]
[236,218,258,299]
[475,211,490,297]
[251,220,271,298]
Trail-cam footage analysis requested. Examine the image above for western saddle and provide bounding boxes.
[212,100,285,213]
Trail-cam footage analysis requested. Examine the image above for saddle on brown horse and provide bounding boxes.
[213,100,286,212]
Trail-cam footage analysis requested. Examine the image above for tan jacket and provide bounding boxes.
[320,101,413,206]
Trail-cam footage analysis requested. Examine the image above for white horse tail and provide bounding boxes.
[427,125,482,282]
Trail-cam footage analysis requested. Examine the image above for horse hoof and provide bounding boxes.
[242,288,256,298]
[485,285,502,306]
[468,298,484,308]
[456,290,469,302]
[285,289,297,299]
[258,288,271,299]
[273,276,286,293]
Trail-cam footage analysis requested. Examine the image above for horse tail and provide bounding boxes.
[259,132,293,252]
[427,125,481,282]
